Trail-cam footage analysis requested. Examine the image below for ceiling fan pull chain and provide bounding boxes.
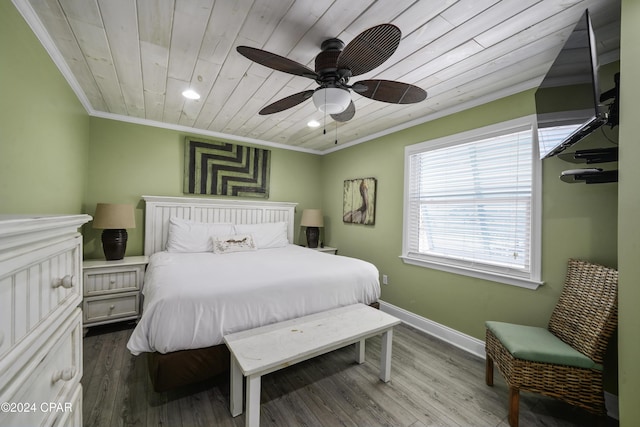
[323,90,328,135]
[335,122,338,145]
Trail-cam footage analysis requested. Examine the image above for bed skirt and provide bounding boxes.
[145,301,380,392]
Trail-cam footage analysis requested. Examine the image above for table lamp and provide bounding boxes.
[301,209,324,248]
[92,203,136,260]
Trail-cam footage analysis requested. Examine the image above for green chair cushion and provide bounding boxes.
[485,321,601,370]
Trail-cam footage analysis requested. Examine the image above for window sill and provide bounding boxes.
[400,255,543,290]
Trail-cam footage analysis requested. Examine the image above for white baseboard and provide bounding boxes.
[378,299,619,421]
[378,300,485,359]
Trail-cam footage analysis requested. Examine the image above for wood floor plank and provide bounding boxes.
[374,335,503,426]
[119,349,148,426]
[206,381,244,427]
[83,326,129,427]
[285,366,360,427]
[82,322,619,427]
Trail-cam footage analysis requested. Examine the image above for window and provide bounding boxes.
[402,117,542,289]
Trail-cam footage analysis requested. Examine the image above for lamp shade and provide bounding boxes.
[301,209,324,227]
[92,203,136,229]
[312,88,351,114]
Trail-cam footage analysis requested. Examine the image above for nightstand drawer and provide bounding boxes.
[84,265,144,296]
[82,256,148,327]
[83,292,139,324]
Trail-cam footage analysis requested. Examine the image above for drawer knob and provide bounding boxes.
[53,275,76,289]
[51,367,76,383]
[109,305,115,311]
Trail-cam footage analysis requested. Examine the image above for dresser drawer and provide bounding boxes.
[0,309,82,427]
[83,292,139,325]
[0,236,82,383]
[52,383,82,427]
[84,264,144,296]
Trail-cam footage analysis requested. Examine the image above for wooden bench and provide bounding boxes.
[223,303,401,427]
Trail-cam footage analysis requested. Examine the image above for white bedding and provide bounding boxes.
[126,244,380,355]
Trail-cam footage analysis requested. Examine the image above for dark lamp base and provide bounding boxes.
[306,226,320,249]
[102,229,128,260]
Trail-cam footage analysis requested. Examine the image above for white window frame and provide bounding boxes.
[401,116,543,289]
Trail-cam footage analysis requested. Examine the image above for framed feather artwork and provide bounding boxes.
[343,178,376,225]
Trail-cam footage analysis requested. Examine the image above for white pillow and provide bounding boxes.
[234,222,288,249]
[212,234,257,254]
[166,217,235,252]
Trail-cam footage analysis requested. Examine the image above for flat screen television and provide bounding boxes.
[535,9,618,160]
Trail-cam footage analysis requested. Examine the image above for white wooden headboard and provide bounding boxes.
[142,195,298,256]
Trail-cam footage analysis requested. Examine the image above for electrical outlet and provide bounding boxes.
[382,274,389,285]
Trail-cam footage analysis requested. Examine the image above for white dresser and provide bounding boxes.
[0,214,90,427]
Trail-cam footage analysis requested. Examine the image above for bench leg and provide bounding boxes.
[355,339,365,364]
[245,374,261,427]
[230,355,243,417]
[379,328,393,382]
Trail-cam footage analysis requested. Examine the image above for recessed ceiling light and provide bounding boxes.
[182,89,200,100]
[307,120,320,128]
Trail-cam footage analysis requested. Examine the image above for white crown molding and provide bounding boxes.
[11,0,541,157]
[90,111,323,155]
[322,78,541,155]
[12,0,94,115]
[11,0,320,155]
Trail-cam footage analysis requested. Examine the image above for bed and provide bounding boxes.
[127,196,381,392]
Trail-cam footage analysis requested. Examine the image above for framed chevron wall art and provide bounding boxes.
[184,137,271,198]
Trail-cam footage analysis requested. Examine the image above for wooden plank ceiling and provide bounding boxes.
[16,0,620,153]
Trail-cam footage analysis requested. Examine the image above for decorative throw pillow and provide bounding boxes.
[166,217,235,252]
[212,234,257,254]
[234,222,288,249]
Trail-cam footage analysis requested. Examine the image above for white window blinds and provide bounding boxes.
[403,119,541,286]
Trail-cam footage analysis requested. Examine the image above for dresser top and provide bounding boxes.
[0,214,92,252]
[0,213,92,229]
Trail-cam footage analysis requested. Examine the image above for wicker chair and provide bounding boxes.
[485,259,618,427]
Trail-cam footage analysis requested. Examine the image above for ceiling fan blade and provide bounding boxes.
[354,79,427,104]
[237,46,318,79]
[331,100,356,122]
[337,24,401,77]
[259,90,314,115]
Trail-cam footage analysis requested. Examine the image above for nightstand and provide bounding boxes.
[82,256,149,327]
[314,246,338,255]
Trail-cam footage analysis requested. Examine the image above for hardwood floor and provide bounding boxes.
[82,322,617,427]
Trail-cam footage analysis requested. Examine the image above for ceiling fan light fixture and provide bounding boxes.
[312,87,351,114]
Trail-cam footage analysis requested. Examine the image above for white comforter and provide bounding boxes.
[127,245,380,355]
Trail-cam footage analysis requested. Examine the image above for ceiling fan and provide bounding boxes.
[236,24,427,122]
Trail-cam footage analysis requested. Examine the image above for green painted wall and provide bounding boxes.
[0,2,89,214]
[323,90,617,335]
[83,117,323,259]
[618,0,640,424]
[321,89,619,389]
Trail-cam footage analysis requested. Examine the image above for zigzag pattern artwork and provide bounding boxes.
[184,138,271,198]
